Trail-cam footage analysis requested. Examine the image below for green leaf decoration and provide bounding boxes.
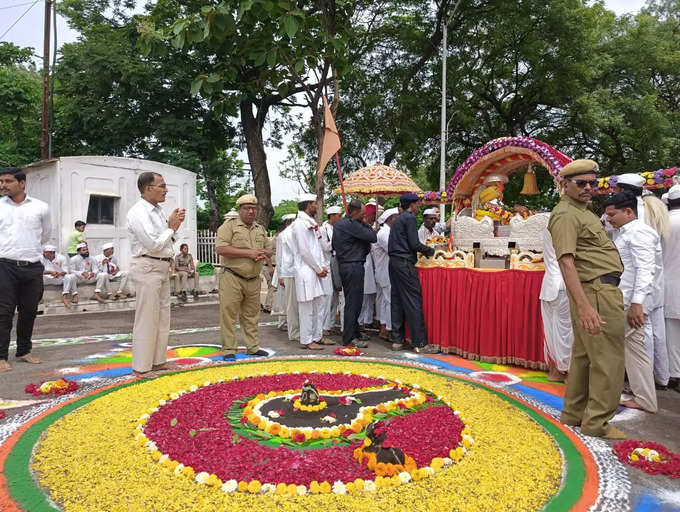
[170,418,178,427]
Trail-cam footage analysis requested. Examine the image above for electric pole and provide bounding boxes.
[40,0,52,161]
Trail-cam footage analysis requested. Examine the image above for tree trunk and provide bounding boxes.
[240,99,274,228]
[205,177,220,232]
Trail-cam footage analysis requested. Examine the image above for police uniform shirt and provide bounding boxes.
[216,217,272,279]
[548,195,623,282]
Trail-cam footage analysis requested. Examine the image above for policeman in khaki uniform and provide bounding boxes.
[216,194,273,360]
[549,159,626,440]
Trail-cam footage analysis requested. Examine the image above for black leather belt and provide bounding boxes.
[224,267,259,281]
[141,255,173,263]
[0,257,39,266]
[583,274,621,286]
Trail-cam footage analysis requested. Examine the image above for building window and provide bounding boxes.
[86,195,115,224]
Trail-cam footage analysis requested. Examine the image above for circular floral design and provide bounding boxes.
[14,360,587,512]
[613,440,680,478]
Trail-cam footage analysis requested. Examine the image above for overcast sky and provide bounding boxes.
[1,0,648,204]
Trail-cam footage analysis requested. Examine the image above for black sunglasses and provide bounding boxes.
[568,178,599,189]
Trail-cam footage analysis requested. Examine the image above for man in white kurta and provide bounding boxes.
[418,207,446,244]
[359,203,378,330]
[275,215,299,341]
[40,245,77,307]
[539,228,573,381]
[664,185,680,393]
[70,242,110,303]
[271,214,296,329]
[95,243,130,298]
[606,193,658,413]
[320,206,342,334]
[291,194,331,350]
[373,208,398,340]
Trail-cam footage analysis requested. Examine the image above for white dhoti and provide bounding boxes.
[108,271,129,294]
[298,296,324,345]
[359,294,375,325]
[665,318,680,379]
[540,289,574,373]
[644,306,669,386]
[323,291,340,330]
[282,277,300,341]
[43,274,76,295]
[624,313,658,413]
[376,284,391,331]
[76,272,110,294]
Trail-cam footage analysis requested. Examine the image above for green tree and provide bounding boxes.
[0,43,41,166]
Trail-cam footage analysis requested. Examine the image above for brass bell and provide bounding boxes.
[520,165,539,195]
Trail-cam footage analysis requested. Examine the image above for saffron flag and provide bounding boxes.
[317,96,342,173]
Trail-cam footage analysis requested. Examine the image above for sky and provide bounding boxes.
[1,0,648,205]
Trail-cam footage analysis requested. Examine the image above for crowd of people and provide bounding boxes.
[543,160,680,440]
[2,162,678,440]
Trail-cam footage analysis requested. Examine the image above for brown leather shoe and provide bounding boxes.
[601,426,627,440]
[17,353,41,364]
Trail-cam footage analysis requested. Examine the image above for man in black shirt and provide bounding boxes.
[388,193,437,353]
[332,199,377,347]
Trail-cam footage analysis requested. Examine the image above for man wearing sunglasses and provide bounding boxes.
[548,159,627,440]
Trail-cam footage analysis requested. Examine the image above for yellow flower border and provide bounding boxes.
[31,360,562,512]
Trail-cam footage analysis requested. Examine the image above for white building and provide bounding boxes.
[22,156,197,270]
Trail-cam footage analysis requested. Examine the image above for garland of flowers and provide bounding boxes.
[596,168,678,193]
[613,440,680,478]
[476,204,533,225]
[24,379,79,396]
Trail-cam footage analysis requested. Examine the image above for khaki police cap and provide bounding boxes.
[559,159,599,178]
[236,194,258,206]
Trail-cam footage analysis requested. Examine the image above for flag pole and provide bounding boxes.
[334,153,348,213]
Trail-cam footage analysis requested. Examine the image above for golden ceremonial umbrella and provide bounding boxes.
[333,162,423,197]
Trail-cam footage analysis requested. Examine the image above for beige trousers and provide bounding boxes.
[174,270,199,293]
[624,309,658,413]
[219,271,261,355]
[130,258,171,373]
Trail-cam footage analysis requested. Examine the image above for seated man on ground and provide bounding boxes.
[40,245,77,307]
[174,243,199,301]
[70,242,109,303]
[96,242,130,299]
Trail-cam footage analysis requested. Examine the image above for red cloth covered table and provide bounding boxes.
[418,267,546,369]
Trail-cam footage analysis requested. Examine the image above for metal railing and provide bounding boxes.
[197,230,219,265]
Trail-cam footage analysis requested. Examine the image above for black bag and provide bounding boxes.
[330,255,343,291]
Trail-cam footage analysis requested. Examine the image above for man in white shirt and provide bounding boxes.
[273,214,299,341]
[127,171,185,378]
[374,208,398,341]
[320,206,342,335]
[664,184,680,393]
[539,228,573,382]
[418,208,446,243]
[291,193,333,350]
[41,245,76,308]
[605,191,659,413]
[96,242,130,299]
[70,242,109,304]
[0,167,50,370]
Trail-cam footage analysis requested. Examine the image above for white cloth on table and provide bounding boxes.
[0,195,50,262]
[126,198,175,258]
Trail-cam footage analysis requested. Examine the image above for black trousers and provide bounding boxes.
[389,257,428,347]
[339,261,364,344]
[0,260,44,360]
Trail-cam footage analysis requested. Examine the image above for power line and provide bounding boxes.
[0,0,40,41]
[0,1,37,10]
